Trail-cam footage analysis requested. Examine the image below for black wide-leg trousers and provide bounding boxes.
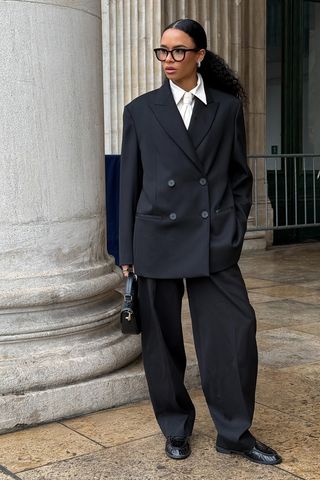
[138,264,258,451]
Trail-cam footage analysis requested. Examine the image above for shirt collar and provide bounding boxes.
[169,73,207,106]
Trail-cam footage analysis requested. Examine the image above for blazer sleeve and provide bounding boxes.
[119,106,142,266]
[230,101,253,226]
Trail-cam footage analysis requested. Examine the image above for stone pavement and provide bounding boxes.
[0,244,319,480]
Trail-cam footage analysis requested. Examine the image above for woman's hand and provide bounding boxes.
[121,265,133,278]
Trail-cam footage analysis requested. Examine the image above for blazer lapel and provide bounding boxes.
[188,89,220,150]
[149,81,202,173]
[149,82,220,173]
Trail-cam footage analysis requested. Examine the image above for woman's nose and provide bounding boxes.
[165,51,175,63]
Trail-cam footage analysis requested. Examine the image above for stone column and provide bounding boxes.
[240,0,270,248]
[0,0,141,433]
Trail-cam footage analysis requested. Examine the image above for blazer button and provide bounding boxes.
[199,178,207,186]
[168,179,175,187]
[169,212,177,220]
[201,210,209,219]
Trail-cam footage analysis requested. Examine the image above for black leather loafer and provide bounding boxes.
[216,439,282,465]
[165,436,191,460]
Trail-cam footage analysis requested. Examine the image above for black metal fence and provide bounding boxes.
[248,154,320,232]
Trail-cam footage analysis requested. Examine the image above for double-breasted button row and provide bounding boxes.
[168,179,207,187]
[169,211,208,220]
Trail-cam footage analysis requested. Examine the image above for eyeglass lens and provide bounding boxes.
[155,48,187,62]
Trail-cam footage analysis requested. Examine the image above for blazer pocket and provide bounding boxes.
[215,205,235,215]
[135,213,163,221]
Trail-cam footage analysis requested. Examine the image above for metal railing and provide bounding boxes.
[247,154,320,231]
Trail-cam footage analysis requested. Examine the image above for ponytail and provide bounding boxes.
[199,50,246,102]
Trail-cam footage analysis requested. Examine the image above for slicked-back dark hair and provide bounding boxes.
[163,19,246,102]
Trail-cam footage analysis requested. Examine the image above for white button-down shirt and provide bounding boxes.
[169,73,207,129]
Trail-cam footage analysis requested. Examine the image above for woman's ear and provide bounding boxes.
[196,49,206,68]
[199,48,206,62]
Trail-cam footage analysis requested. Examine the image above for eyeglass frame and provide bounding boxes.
[153,47,200,62]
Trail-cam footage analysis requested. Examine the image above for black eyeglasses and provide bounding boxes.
[154,48,200,62]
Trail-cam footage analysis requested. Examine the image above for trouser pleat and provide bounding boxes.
[138,277,195,437]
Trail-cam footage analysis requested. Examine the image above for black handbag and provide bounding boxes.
[120,272,141,334]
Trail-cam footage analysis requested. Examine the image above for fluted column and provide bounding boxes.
[0,0,141,433]
[103,0,163,154]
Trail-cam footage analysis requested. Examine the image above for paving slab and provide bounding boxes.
[18,433,302,480]
[257,328,320,367]
[0,423,101,473]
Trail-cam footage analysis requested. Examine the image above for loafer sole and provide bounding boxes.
[216,445,282,465]
[165,449,191,460]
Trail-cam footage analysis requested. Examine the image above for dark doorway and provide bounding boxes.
[267,0,320,244]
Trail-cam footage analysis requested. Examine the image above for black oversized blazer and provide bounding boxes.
[119,80,252,278]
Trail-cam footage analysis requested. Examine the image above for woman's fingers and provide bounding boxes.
[121,264,132,277]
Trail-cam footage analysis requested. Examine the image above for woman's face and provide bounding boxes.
[159,28,205,87]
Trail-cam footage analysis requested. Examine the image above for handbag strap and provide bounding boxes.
[124,272,137,301]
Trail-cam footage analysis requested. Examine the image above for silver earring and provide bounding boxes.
[197,61,201,68]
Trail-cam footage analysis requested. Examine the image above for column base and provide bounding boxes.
[243,229,267,250]
[0,266,146,432]
[0,354,200,434]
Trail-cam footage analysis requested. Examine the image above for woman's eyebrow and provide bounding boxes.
[160,44,189,48]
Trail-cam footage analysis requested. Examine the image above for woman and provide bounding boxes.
[119,19,281,465]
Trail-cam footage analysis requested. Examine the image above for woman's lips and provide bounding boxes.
[165,68,176,73]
